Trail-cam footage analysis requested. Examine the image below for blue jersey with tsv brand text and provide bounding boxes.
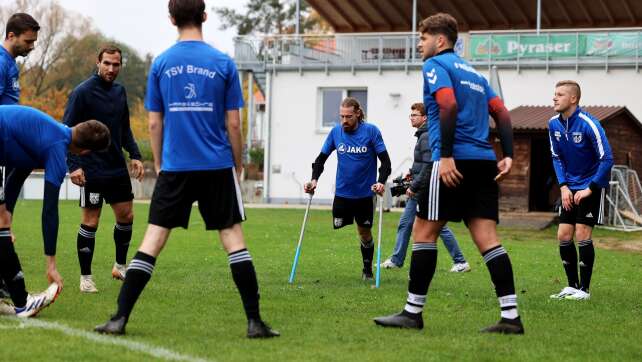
[548,107,613,190]
[423,50,496,161]
[320,122,387,198]
[0,46,20,104]
[0,105,71,186]
[145,41,244,171]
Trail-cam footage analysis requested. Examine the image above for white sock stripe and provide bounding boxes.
[128,260,155,274]
[498,294,518,307]
[407,293,427,305]
[412,243,437,251]
[360,239,374,248]
[404,304,423,314]
[127,264,153,275]
[228,251,252,264]
[115,224,133,231]
[483,247,507,263]
[78,228,96,238]
[0,230,11,237]
[559,240,573,246]
[229,256,253,264]
[501,308,519,320]
[578,240,593,246]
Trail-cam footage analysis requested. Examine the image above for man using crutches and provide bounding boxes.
[304,97,391,281]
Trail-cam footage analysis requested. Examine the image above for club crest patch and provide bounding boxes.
[89,192,101,204]
[572,132,583,143]
[554,131,561,141]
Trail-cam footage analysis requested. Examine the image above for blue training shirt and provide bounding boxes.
[0,46,20,104]
[320,122,387,198]
[548,107,614,190]
[423,50,497,161]
[0,105,72,186]
[145,41,244,172]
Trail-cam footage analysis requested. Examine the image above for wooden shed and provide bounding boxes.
[493,106,642,212]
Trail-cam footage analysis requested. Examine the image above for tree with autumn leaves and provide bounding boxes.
[1,0,152,158]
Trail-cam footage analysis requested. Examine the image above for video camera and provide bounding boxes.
[390,175,411,197]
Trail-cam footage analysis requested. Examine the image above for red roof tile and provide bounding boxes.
[499,106,637,131]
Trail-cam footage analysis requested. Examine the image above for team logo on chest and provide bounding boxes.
[554,131,561,141]
[184,83,197,99]
[337,143,367,154]
[572,132,583,143]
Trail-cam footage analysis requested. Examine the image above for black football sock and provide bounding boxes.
[229,249,261,321]
[113,222,133,265]
[360,238,374,272]
[483,245,519,320]
[559,240,579,289]
[403,242,437,317]
[77,224,97,276]
[115,251,156,319]
[0,229,28,307]
[578,239,595,293]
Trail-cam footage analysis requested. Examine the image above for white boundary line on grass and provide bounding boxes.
[0,317,212,362]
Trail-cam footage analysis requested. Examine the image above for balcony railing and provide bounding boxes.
[234,30,642,72]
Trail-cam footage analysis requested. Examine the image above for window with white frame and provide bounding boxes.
[318,88,368,130]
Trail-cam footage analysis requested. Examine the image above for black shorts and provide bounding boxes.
[332,195,374,229]
[80,175,134,208]
[419,160,499,223]
[148,168,245,230]
[559,188,605,227]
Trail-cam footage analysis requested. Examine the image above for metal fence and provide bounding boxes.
[235,30,642,72]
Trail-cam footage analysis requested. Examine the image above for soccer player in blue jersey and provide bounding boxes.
[95,0,278,338]
[0,105,110,317]
[548,80,613,301]
[304,97,392,280]
[374,13,523,334]
[64,45,144,294]
[0,12,39,298]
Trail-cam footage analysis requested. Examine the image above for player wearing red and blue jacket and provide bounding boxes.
[548,80,613,301]
[374,13,522,335]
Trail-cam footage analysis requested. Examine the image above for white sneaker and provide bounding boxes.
[14,283,60,318]
[549,286,579,299]
[564,289,590,300]
[0,299,15,316]
[450,262,471,273]
[80,275,98,293]
[111,263,126,281]
[380,258,401,269]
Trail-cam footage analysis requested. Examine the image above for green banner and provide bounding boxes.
[585,33,642,56]
[471,32,642,59]
[470,34,582,59]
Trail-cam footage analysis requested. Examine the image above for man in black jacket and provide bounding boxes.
[64,45,144,293]
[381,103,469,271]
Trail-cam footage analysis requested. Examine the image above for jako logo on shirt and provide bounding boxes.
[337,143,367,154]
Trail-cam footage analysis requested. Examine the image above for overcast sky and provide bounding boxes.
[2,0,246,58]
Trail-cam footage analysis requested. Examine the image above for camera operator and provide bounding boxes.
[381,103,469,271]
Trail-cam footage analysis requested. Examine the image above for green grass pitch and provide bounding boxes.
[1,201,641,361]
